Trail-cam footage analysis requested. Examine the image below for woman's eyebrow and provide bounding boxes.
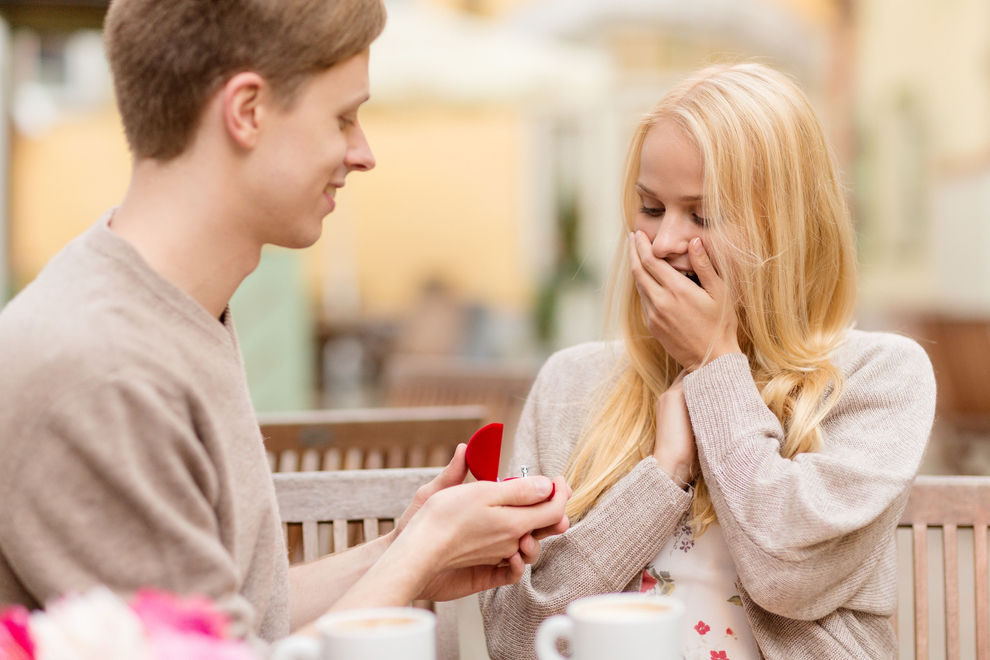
[635,182,657,197]
[636,182,702,204]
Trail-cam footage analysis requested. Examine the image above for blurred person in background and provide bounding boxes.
[0,0,569,644]
[480,62,935,659]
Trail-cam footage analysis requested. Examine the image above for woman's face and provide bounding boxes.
[633,119,710,286]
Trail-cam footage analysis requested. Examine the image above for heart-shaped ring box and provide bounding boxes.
[465,422,555,499]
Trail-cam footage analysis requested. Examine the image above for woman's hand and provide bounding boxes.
[629,232,740,371]
[652,373,698,489]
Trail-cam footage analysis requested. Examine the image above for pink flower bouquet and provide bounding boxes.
[0,588,258,660]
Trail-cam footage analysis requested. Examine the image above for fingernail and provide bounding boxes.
[691,238,703,253]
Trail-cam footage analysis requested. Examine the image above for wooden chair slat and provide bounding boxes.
[279,450,299,473]
[897,476,990,659]
[332,519,348,554]
[386,446,404,468]
[363,518,379,542]
[261,405,486,473]
[943,523,959,658]
[365,448,384,470]
[300,449,320,472]
[976,522,989,659]
[912,522,928,659]
[343,447,363,470]
[302,520,318,563]
[322,448,342,471]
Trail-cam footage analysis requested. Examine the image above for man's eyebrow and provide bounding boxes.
[341,93,370,112]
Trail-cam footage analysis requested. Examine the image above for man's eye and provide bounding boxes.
[639,206,664,218]
[338,116,355,128]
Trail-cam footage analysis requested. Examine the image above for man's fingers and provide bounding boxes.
[437,443,468,487]
[487,476,555,506]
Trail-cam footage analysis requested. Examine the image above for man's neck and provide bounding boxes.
[110,156,263,320]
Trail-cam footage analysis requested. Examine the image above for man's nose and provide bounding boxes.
[347,125,375,172]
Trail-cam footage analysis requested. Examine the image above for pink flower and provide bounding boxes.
[131,589,229,639]
[148,631,256,660]
[694,620,711,635]
[710,651,729,660]
[0,605,34,659]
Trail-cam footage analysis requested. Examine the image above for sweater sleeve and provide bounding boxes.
[0,374,257,635]
[479,347,693,660]
[682,333,935,621]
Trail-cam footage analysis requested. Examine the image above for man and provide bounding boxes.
[0,0,569,641]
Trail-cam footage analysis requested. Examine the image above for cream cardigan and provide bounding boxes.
[480,333,935,659]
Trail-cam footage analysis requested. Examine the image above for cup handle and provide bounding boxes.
[270,634,323,660]
[535,615,574,660]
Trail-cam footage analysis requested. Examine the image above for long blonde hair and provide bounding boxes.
[563,63,857,531]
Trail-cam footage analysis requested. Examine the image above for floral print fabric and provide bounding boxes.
[641,516,760,659]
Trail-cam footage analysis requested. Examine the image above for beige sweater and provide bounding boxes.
[0,216,289,641]
[480,333,935,659]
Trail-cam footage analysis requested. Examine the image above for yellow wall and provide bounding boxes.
[10,101,531,318]
[10,102,130,288]
[303,104,532,317]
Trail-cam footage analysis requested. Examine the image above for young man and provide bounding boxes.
[0,0,569,642]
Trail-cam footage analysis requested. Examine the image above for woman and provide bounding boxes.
[479,63,934,659]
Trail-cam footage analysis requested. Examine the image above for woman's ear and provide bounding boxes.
[220,71,267,149]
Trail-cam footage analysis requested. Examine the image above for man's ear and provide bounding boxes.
[221,72,267,149]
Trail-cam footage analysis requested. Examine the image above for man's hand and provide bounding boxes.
[394,443,470,535]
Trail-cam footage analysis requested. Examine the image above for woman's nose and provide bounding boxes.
[650,216,693,259]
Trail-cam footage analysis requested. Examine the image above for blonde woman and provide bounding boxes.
[480,63,935,659]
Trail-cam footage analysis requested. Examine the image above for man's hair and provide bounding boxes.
[103,0,386,161]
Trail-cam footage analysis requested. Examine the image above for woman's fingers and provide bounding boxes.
[688,237,723,296]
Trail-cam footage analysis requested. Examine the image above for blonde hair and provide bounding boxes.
[563,63,857,531]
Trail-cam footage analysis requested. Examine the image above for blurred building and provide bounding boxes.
[2,0,989,415]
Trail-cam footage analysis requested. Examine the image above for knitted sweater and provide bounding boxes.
[0,216,290,641]
[480,332,935,659]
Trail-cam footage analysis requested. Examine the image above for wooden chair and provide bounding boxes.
[908,315,990,435]
[273,468,463,659]
[383,354,536,468]
[259,404,487,473]
[896,475,990,659]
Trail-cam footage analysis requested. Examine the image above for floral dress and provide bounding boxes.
[640,515,761,660]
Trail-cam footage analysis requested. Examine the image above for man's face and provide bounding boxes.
[247,50,375,249]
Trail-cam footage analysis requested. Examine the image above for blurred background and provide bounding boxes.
[0,0,989,475]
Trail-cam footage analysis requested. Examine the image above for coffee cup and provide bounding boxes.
[318,606,435,660]
[269,607,435,660]
[535,593,684,660]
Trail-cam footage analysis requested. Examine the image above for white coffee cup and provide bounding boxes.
[536,593,684,660]
[317,606,436,660]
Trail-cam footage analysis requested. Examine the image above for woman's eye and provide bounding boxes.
[692,213,708,227]
[639,205,664,218]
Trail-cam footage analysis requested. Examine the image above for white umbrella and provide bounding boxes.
[370,2,614,107]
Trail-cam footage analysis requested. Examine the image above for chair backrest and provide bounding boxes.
[260,405,486,472]
[896,475,990,659]
[273,468,463,659]
[383,354,536,465]
[273,467,442,562]
[908,315,990,434]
